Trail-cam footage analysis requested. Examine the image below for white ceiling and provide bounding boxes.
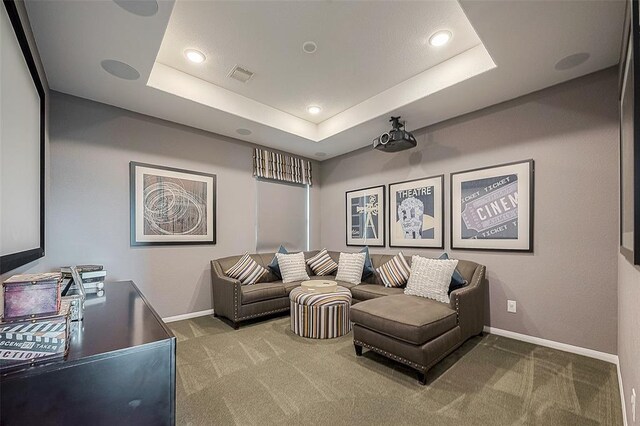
[24,0,625,161]
[156,1,483,123]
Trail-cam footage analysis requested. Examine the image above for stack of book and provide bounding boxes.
[61,265,106,292]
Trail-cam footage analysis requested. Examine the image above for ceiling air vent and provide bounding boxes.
[228,65,254,83]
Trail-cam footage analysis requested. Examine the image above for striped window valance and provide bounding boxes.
[253,148,313,186]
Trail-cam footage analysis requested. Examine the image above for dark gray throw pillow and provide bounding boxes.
[439,252,467,294]
[360,246,375,280]
[268,245,288,279]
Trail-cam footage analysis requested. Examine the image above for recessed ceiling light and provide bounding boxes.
[236,128,252,136]
[315,152,327,157]
[302,41,317,54]
[100,59,140,80]
[184,49,206,64]
[307,105,322,115]
[429,30,452,47]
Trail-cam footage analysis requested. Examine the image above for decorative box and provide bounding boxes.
[0,300,71,372]
[2,273,62,320]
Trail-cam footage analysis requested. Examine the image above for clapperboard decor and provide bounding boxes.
[0,300,71,372]
[451,160,534,252]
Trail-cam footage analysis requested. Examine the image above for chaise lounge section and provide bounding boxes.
[351,258,486,384]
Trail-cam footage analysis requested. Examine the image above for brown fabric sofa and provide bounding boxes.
[211,250,378,328]
[350,255,486,384]
[211,250,486,384]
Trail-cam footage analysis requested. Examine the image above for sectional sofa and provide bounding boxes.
[211,250,486,383]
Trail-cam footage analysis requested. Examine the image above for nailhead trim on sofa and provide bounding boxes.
[236,307,291,321]
[354,339,427,372]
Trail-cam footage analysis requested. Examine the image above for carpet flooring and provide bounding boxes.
[168,315,622,426]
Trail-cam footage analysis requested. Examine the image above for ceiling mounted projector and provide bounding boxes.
[372,116,417,152]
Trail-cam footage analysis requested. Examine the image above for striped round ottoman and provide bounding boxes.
[289,286,352,339]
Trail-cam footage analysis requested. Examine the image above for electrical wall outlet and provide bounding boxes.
[507,300,517,313]
[632,388,636,422]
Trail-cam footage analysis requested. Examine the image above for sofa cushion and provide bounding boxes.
[350,294,457,345]
[267,245,288,279]
[225,252,268,285]
[376,252,411,288]
[335,252,366,284]
[438,252,467,293]
[360,246,375,280]
[405,256,459,303]
[276,252,310,283]
[351,284,404,301]
[306,248,338,276]
[241,282,287,304]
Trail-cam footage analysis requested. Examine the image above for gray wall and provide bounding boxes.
[319,68,619,354]
[618,257,640,421]
[37,92,320,318]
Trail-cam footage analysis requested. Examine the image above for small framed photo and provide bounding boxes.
[389,175,444,249]
[346,185,385,247]
[451,160,534,252]
[130,162,216,246]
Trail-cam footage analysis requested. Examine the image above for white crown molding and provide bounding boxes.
[147,45,495,144]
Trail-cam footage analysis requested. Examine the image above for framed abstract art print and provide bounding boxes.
[130,162,216,246]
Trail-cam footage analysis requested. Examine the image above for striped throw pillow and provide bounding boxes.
[225,253,268,285]
[306,249,338,276]
[376,252,411,288]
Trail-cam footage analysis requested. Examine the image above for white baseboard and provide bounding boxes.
[483,326,617,364]
[484,326,627,425]
[162,309,214,323]
[618,361,628,426]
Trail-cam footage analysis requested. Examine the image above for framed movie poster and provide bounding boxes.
[451,160,534,252]
[346,185,385,247]
[389,175,444,248]
[130,162,216,246]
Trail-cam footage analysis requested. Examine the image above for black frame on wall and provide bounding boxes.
[130,162,217,246]
[0,0,46,274]
[620,0,640,266]
[449,159,535,253]
[345,185,386,247]
[388,175,445,249]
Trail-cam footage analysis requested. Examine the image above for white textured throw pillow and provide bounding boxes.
[276,252,310,284]
[335,252,366,285]
[404,256,459,303]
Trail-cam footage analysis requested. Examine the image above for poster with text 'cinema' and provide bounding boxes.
[451,160,533,252]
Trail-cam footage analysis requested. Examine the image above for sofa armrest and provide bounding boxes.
[449,265,486,340]
[211,260,241,322]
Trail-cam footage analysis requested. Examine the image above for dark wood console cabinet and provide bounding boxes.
[0,281,176,426]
